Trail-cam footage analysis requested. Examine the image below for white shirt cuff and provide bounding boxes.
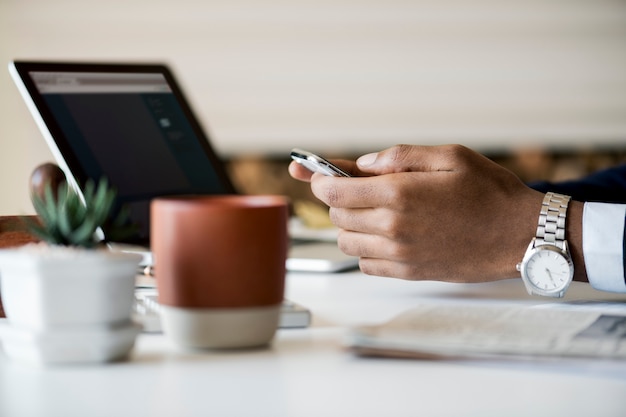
[583,202,626,293]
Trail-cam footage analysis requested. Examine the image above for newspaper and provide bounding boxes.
[347,301,626,359]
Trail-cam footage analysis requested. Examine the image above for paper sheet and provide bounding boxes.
[348,302,626,359]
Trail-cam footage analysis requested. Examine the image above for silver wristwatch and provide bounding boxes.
[516,192,574,297]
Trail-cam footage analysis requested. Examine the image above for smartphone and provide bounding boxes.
[290,148,352,177]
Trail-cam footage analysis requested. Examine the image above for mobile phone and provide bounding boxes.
[290,148,352,177]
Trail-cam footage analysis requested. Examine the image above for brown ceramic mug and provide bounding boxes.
[150,195,289,349]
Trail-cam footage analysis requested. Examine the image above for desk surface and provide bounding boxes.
[2,271,626,417]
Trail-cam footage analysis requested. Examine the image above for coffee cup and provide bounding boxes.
[150,195,289,349]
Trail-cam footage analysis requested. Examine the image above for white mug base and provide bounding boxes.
[160,304,281,349]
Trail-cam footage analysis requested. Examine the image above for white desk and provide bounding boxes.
[2,271,626,417]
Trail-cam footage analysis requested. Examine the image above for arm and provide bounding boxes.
[530,164,626,204]
[290,144,588,283]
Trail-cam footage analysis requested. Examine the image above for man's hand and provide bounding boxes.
[290,144,550,282]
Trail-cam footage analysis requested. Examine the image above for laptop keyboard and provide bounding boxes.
[133,289,311,332]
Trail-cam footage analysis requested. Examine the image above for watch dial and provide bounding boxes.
[526,250,571,292]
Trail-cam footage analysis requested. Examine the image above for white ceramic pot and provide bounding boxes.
[0,245,142,365]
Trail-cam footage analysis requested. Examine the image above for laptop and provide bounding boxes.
[9,61,358,275]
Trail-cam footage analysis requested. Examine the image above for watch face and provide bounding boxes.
[523,245,574,295]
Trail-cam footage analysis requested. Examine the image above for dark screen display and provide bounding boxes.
[18,66,235,244]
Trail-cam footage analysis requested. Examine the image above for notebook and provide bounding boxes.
[9,60,358,273]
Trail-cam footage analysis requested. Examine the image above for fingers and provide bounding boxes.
[336,230,431,281]
[310,174,402,209]
[288,160,314,182]
[311,169,451,211]
[356,144,473,175]
[288,159,360,182]
[291,144,476,180]
[329,206,417,241]
[358,258,421,281]
[338,230,483,282]
[337,229,413,261]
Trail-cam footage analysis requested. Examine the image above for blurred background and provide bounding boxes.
[1,0,625,215]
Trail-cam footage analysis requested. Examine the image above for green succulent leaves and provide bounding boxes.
[28,178,136,248]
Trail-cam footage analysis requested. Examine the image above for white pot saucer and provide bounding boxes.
[0,319,141,365]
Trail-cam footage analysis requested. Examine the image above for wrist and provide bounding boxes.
[507,193,586,282]
[517,192,577,297]
[497,189,544,280]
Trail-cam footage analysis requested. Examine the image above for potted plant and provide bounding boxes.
[0,165,142,365]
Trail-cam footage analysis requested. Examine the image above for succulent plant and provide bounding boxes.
[27,178,136,248]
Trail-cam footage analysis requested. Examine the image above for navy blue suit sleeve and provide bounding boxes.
[529,163,626,203]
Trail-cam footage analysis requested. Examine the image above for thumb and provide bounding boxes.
[356,145,442,175]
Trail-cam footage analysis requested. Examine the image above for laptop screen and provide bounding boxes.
[11,62,236,245]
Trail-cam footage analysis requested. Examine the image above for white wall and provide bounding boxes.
[1,0,626,214]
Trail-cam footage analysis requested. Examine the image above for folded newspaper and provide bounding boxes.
[347,302,626,359]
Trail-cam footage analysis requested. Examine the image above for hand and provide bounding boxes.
[290,144,547,282]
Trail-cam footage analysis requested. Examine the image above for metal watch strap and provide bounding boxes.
[535,192,571,250]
